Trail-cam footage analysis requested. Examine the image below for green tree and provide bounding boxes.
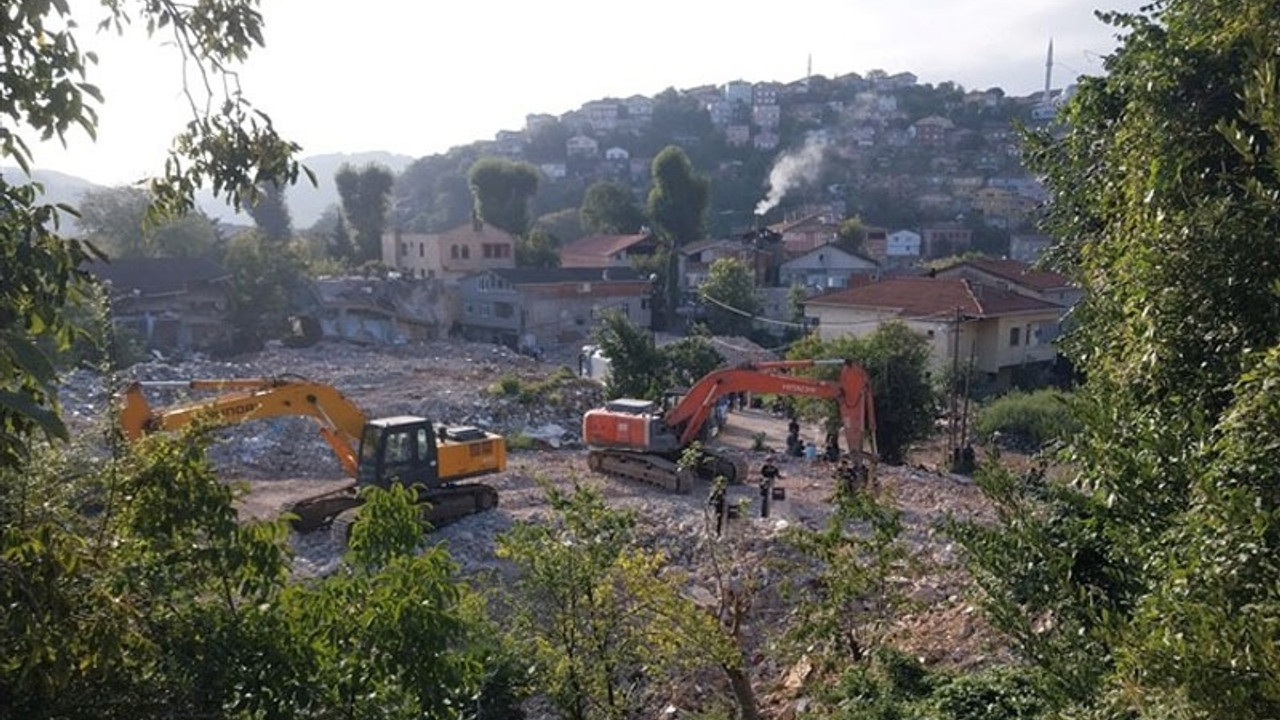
[534,207,587,244]
[515,226,561,269]
[467,157,540,236]
[784,477,914,664]
[246,180,293,243]
[787,323,937,464]
[580,180,646,235]
[699,257,761,337]
[838,215,868,250]
[954,3,1280,717]
[77,186,152,257]
[77,186,220,259]
[0,0,303,472]
[647,146,709,328]
[1,428,498,719]
[593,310,666,400]
[496,481,735,720]
[659,333,725,390]
[647,145,709,245]
[221,230,304,345]
[335,163,394,263]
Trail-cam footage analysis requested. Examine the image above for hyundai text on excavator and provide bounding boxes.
[118,375,506,533]
[581,359,877,491]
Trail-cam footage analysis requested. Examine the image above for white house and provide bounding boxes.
[778,242,879,290]
[886,230,922,258]
[566,134,599,158]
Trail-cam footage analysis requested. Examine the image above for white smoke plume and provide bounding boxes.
[754,134,828,216]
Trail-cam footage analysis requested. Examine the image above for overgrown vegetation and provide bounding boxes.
[951,2,1280,717]
[975,390,1078,450]
[591,311,724,400]
[486,365,580,405]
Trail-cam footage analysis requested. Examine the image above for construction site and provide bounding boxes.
[63,335,1013,697]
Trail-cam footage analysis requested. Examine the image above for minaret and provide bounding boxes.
[807,53,812,80]
[1043,39,1054,103]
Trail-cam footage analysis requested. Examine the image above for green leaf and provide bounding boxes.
[1,329,58,383]
[0,389,68,441]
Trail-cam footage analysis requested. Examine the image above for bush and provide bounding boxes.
[488,367,579,406]
[976,390,1079,450]
[930,667,1047,720]
[505,433,537,451]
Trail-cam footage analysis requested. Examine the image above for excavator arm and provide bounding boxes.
[118,376,368,477]
[663,359,877,459]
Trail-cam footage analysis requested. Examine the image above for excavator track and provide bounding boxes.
[586,449,748,493]
[288,482,499,537]
[420,484,500,528]
[588,450,693,493]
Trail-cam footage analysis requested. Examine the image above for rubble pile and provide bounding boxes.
[86,339,604,478]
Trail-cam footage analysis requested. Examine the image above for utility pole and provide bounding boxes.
[948,307,961,463]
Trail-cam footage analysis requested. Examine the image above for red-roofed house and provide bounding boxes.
[934,258,1081,307]
[559,232,659,269]
[803,275,1064,385]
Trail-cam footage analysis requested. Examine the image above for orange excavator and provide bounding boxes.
[582,359,877,491]
[118,375,506,532]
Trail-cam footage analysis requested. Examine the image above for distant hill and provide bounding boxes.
[0,167,101,234]
[196,150,415,229]
[20,150,415,232]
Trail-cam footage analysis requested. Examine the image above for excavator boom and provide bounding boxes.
[119,377,366,476]
[663,359,876,458]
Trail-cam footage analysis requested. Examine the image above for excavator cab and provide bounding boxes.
[355,417,440,489]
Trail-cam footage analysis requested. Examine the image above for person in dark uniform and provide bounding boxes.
[786,416,802,457]
[708,479,728,536]
[824,431,840,462]
[759,455,781,518]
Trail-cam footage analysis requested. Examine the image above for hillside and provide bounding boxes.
[21,150,415,231]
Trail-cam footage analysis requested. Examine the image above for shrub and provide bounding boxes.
[976,390,1079,450]
[505,433,537,451]
[930,666,1047,720]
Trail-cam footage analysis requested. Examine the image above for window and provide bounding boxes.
[385,430,413,464]
[1009,327,1021,347]
[399,241,407,256]
[418,243,424,257]
[451,245,460,259]
[461,245,470,259]
[495,302,514,319]
[641,299,650,310]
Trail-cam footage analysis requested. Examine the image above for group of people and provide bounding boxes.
[784,417,843,463]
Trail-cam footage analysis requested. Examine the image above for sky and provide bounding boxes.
[28,0,1147,187]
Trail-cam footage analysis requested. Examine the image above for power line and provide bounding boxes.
[699,290,966,330]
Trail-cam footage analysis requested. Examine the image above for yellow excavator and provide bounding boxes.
[118,375,506,533]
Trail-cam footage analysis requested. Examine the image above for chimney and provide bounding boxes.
[471,211,483,232]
